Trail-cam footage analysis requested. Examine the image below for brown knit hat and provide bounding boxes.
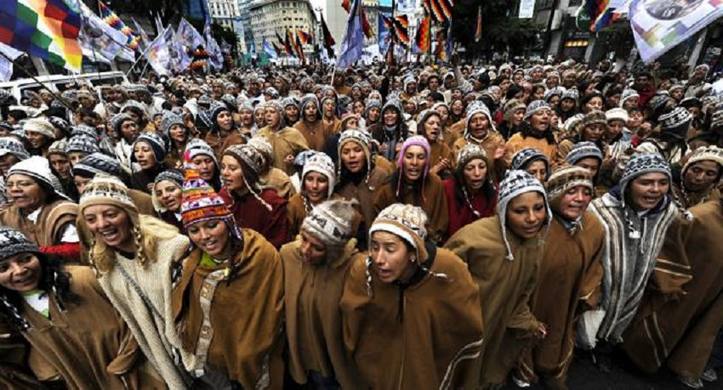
[579,110,608,132]
[546,165,593,202]
[503,99,526,122]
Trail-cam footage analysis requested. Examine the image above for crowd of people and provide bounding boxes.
[0,56,720,389]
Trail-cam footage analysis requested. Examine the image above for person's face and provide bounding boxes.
[563,73,576,87]
[560,98,575,112]
[526,160,547,183]
[82,204,132,249]
[623,96,639,111]
[353,101,365,114]
[423,114,441,141]
[169,124,187,144]
[133,142,156,170]
[0,253,42,293]
[428,77,439,91]
[683,160,720,192]
[299,230,327,265]
[154,180,182,212]
[341,141,366,173]
[532,87,545,101]
[546,76,559,88]
[6,174,46,210]
[499,79,512,92]
[221,155,245,192]
[584,97,603,113]
[73,175,91,194]
[575,157,600,178]
[469,113,490,138]
[405,82,416,95]
[239,109,254,126]
[402,145,427,182]
[323,100,336,116]
[0,154,20,176]
[39,90,53,104]
[556,186,592,221]
[634,75,650,89]
[285,105,300,123]
[403,101,416,115]
[627,110,643,128]
[511,108,525,126]
[628,172,670,211]
[120,120,139,142]
[152,115,163,130]
[451,100,464,115]
[217,111,233,131]
[187,219,230,258]
[48,154,71,179]
[367,107,380,122]
[303,103,318,122]
[383,108,398,126]
[254,109,266,127]
[434,106,449,123]
[463,158,488,191]
[607,120,625,140]
[513,72,524,84]
[531,69,543,81]
[506,192,546,239]
[345,118,359,129]
[530,108,551,132]
[687,106,701,119]
[451,89,463,101]
[582,123,605,143]
[369,231,415,284]
[265,107,281,128]
[304,171,329,204]
[24,130,49,149]
[192,155,216,182]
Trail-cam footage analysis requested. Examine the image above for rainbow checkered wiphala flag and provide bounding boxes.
[98,1,139,50]
[0,0,82,72]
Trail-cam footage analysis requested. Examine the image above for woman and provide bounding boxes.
[417,109,455,178]
[335,130,390,238]
[516,166,605,389]
[23,118,56,157]
[172,165,284,388]
[320,96,341,135]
[671,145,721,209]
[556,110,608,162]
[185,138,223,191]
[511,148,551,184]
[287,152,338,239]
[445,170,550,388]
[587,153,682,370]
[257,100,310,175]
[557,89,579,123]
[161,110,190,168]
[564,142,606,196]
[130,132,167,194]
[110,113,140,174]
[282,200,362,388]
[374,136,449,244]
[219,143,289,248]
[151,169,185,232]
[498,99,527,139]
[340,203,484,389]
[78,175,191,389]
[205,102,247,155]
[507,100,558,161]
[369,99,409,161]
[452,101,508,181]
[580,91,604,114]
[443,144,497,239]
[0,227,163,389]
[364,99,382,128]
[293,94,333,152]
[283,97,301,125]
[46,140,78,201]
[0,156,79,260]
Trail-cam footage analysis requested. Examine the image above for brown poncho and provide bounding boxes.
[0,200,77,247]
[257,126,310,175]
[340,248,484,389]
[293,120,334,152]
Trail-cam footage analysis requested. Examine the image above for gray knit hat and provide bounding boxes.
[301,199,356,248]
[565,141,603,165]
[497,170,550,260]
[0,136,30,160]
[561,89,580,103]
[619,89,639,107]
[185,138,218,166]
[23,117,56,139]
[73,153,123,179]
[7,156,70,201]
[70,125,98,139]
[511,148,550,179]
[131,132,167,164]
[65,135,100,155]
[152,169,184,212]
[109,113,134,135]
[620,153,671,202]
[524,100,552,120]
[160,110,185,135]
[465,101,494,133]
[0,227,40,261]
[300,94,321,121]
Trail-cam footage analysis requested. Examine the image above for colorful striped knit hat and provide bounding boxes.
[181,164,240,239]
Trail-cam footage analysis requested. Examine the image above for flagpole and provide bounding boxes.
[0,50,74,110]
[125,42,156,78]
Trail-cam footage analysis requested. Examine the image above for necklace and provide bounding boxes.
[461,186,481,218]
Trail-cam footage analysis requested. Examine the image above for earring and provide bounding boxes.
[410,256,416,263]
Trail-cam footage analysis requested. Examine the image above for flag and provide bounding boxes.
[263,38,277,58]
[284,29,295,57]
[414,14,431,53]
[145,26,172,75]
[393,15,411,46]
[177,18,205,51]
[0,42,22,81]
[272,42,282,57]
[438,0,454,21]
[77,1,131,63]
[434,25,450,62]
[591,2,620,32]
[429,0,445,23]
[171,27,191,73]
[154,13,164,36]
[203,21,223,70]
[275,31,286,47]
[321,14,336,55]
[337,0,364,68]
[474,6,482,43]
[98,1,139,50]
[297,30,311,45]
[342,0,351,13]
[131,17,150,49]
[294,34,305,63]
[360,7,374,39]
[0,0,82,72]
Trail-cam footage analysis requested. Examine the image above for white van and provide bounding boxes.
[0,71,129,103]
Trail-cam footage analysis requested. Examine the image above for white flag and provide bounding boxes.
[145,26,173,76]
[0,43,22,82]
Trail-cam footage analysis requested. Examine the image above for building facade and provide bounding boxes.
[248,0,318,57]
[209,0,241,30]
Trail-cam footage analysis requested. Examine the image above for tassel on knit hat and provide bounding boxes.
[181,164,241,239]
[301,199,356,248]
[497,170,550,261]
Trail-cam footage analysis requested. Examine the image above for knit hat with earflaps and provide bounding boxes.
[0,227,41,262]
[546,165,594,202]
[503,99,526,122]
[302,152,336,199]
[79,175,138,223]
[561,88,580,104]
[619,89,639,107]
[300,94,321,121]
[511,148,550,179]
[619,153,671,205]
[131,132,167,164]
[455,143,489,174]
[565,141,603,166]
[396,135,431,198]
[301,199,356,248]
[152,169,184,213]
[181,164,241,239]
[544,87,565,102]
[110,113,133,135]
[47,139,68,157]
[73,153,123,181]
[497,170,550,261]
[416,109,441,140]
[184,138,218,166]
[8,156,71,201]
[580,110,608,131]
[23,117,56,140]
[337,129,373,188]
[223,144,273,211]
[0,137,29,160]
[681,145,723,180]
[65,135,100,155]
[659,106,692,140]
[264,100,287,128]
[71,125,98,140]
[369,203,429,263]
[523,100,551,121]
[160,111,185,136]
[465,101,494,134]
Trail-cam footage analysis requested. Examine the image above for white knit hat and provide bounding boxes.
[497,170,550,260]
[301,199,356,248]
[302,152,336,199]
[7,156,70,201]
[23,117,56,139]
